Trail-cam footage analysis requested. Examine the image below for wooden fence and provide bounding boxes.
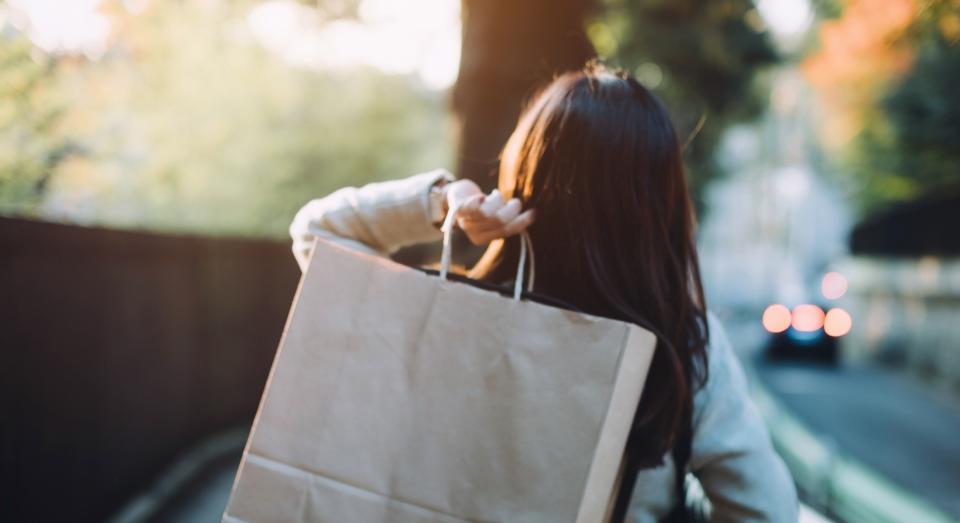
[0,218,300,522]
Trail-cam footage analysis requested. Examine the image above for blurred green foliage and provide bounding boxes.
[842,1,960,212]
[1,0,778,234]
[851,38,960,208]
[0,37,72,212]
[588,0,777,199]
[809,0,843,20]
[0,0,450,237]
[884,37,960,188]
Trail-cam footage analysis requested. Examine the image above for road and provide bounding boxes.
[753,348,960,519]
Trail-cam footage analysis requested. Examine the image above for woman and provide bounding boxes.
[289,64,797,522]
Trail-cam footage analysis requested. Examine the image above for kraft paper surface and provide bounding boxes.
[223,239,655,523]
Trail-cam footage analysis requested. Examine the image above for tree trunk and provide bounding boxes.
[453,0,596,190]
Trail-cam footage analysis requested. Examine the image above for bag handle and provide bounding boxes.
[439,201,535,301]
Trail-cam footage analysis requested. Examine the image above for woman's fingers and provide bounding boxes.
[461,208,536,245]
[495,198,522,223]
[479,189,504,217]
[458,197,519,231]
[445,179,484,214]
[457,190,502,221]
[456,193,485,214]
[460,194,517,221]
[503,209,536,237]
[451,187,535,245]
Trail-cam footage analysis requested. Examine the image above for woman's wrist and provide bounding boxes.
[428,176,452,228]
[440,183,450,216]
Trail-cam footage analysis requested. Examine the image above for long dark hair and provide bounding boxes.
[468,63,709,467]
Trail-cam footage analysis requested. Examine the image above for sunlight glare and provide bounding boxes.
[756,0,813,38]
[248,0,461,90]
[6,0,110,59]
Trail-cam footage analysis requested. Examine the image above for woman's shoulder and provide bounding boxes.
[692,312,753,422]
[702,312,744,377]
[686,312,801,519]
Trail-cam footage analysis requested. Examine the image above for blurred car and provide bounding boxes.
[761,273,852,364]
[764,312,839,363]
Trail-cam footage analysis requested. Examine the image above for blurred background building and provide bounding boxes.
[1,0,958,522]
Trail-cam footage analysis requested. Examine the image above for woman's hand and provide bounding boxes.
[443,179,536,246]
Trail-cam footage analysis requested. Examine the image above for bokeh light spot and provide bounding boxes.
[821,272,848,300]
[792,304,825,332]
[763,304,792,333]
[824,308,852,337]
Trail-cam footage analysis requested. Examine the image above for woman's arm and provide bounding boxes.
[288,170,454,271]
[690,316,799,522]
[289,170,536,271]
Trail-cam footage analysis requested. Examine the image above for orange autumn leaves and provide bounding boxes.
[802,0,918,148]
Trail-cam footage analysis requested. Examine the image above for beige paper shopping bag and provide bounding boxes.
[223,233,655,523]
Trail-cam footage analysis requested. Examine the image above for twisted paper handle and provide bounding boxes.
[439,202,534,301]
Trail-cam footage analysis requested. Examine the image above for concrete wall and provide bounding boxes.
[835,256,960,389]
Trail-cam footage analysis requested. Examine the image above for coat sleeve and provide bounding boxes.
[689,316,799,522]
[288,169,455,271]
